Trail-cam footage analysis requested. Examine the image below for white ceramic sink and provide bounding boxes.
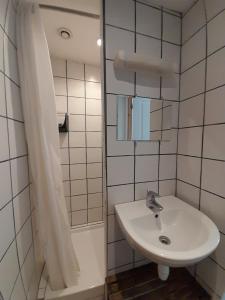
[115,196,220,272]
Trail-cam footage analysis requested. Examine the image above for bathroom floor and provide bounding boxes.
[107,263,210,300]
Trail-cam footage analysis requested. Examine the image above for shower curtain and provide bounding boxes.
[16,1,80,290]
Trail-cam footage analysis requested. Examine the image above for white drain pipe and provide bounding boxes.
[158,264,170,281]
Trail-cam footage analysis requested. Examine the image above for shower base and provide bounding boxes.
[39,222,105,300]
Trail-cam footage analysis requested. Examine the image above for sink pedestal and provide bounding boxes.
[158,264,170,281]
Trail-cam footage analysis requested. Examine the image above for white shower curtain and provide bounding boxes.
[16,1,80,290]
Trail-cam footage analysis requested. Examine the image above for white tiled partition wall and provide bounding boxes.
[177,0,225,298]
[0,0,42,299]
[51,57,103,226]
[103,0,181,275]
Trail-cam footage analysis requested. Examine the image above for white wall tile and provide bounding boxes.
[202,159,225,198]
[63,181,70,197]
[60,148,69,164]
[70,164,86,180]
[86,99,102,115]
[105,0,135,31]
[211,233,225,269]
[0,72,6,116]
[135,181,158,200]
[0,117,9,161]
[180,60,205,100]
[4,35,19,84]
[107,156,134,186]
[107,126,134,156]
[177,155,201,187]
[13,187,30,234]
[70,148,86,164]
[71,179,87,196]
[135,155,158,182]
[203,124,225,160]
[88,193,102,208]
[87,148,102,163]
[207,47,225,91]
[68,98,85,114]
[208,10,225,55]
[59,134,68,148]
[107,184,134,215]
[85,65,100,82]
[178,127,202,157]
[107,240,133,270]
[163,13,181,45]
[88,207,102,222]
[182,0,206,43]
[87,163,102,178]
[67,61,84,80]
[163,42,180,73]
[160,129,177,154]
[105,26,134,60]
[69,132,85,147]
[51,57,66,77]
[69,115,85,131]
[54,77,66,96]
[8,120,27,158]
[86,132,102,147]
[179,95,204,127]
[88,178,102,193]
[71,195,87,211]
[21,246,35,294]
[11,156,29,197]
[181,27,206,72]
[86,115,102,131]
[86,81,101,99]
[0,27,3,72]
[0,0,8,28]
[106,60,134,95]
[205,0,225,21]
[61,165,69,181]
[159,155,176,180]
[55,96,67,114]
[159,179,176,196]
[136,141,159,155]
[107,214,123,243]
[205,86,225,125]
[0,202,14,260]
[16,219,33,267]
[177,180,200,209]
[136,3,161,38]
[68,79,85,97]
[106,94,117,125]
[72,210,87,226]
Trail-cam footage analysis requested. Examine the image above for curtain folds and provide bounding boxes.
[16,1,80,290]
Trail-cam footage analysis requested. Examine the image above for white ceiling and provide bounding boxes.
[40,0,100,65]
[147,0,196,13]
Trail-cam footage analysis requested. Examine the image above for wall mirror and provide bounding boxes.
[116,95,173,141]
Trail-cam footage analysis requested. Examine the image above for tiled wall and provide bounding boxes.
[51,57,103,226]
[103,0,181,275]
[177,0,225,298]
[0,0,42,299]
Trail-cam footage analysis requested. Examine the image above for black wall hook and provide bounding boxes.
[58,113,69,133]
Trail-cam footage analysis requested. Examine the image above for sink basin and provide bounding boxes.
[115,196,220,269]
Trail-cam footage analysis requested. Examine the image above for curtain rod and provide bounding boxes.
[39,4,100,20]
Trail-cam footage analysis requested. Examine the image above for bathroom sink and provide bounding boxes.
[115,196,220,270]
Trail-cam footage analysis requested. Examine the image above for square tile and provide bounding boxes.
[159,180,176,196]
[85,65,100,82]
[54,77,66,96]
[87,163,102,178]
[86,132,102,147]
[135,141,159,155]
[162,42,180,73]
[202,159,225,198]
[71,179,87,196]
[203,124,225,160]
[72,210,87,226]
[86,81,101,99]
[135,181,158,200]
[107,214,123,243]
[69,132,85,147]
[107,240,133,270]
[207,47,225,91]
[180,60,205,100]
[107,126,134,156]
[61,165,69,181]
[160,129,177,154]
[105,0,135,31]
[11,156,29,196]
[67,61,84,80]
[178,127,202,157]
[86,115,102,131]
[0,27,3,72]
[86,99,102,115]
[0,72,6,116]
[205,86,225,125]
[135,155,158,182]
[69,115,85,131]
[0,0,8,28]
[88,193,102,208]
[87,148,102,163]
[177,155,201,187]
[68,97,85,115]
[88,207,102,223]
[88,178,102,193]
[13,187,30,233]
[8,120,27,158]
[163,13,181,45]
[105,26,135,60]
[177,180,200,208]
[55,96,67,114]
[179,95,204,127]
[0,117,9,161]
[208,10,225,55]
[107,184,134,215]
[71,195,87,211]
[70,148,86,164]
[0,202,14,260]
[51,57,66,77]
[205,0,225,20]
[159,155,176,180]
[107,156,134,186]
[136,3,161,38]
[106,94,117,126]
[70,164,86,180]
[68,79,85,97]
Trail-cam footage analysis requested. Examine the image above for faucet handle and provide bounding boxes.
[147,189,159,197]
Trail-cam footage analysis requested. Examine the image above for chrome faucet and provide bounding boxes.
[146,190,163,213]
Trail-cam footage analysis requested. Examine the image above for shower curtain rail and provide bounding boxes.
[39,4,100,19]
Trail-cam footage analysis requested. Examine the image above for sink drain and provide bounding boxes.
[159,235,171,245]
